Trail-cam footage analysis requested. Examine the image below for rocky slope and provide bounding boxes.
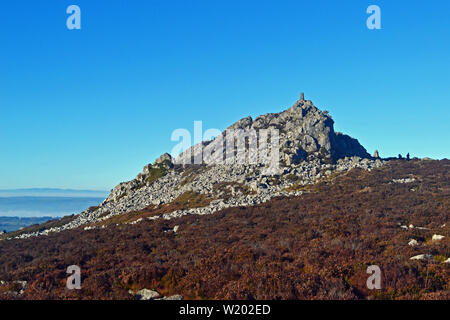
[6,94,384,239]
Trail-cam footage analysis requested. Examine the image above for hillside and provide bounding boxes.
[0,159,448,300]
[5,95,384,240]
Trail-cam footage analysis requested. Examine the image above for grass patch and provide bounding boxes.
[94,191,214,227]
[95,211,144,226]
[285,174,300,182]
[135,162,171,190]
[170,191,214,210]
[178,165,207,187]
[434,255,447,263]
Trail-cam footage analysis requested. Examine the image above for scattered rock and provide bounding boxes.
[392,178,416,184]
[0,280,27,296]
[157,294,183,300]
[154,153,174,166]
[408,239,419,246]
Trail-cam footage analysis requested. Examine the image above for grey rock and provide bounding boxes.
[410,254,433,261]
[392,178,416,184]
[154,153,174,165]
[161,294,183,300]
[135,289,160,300]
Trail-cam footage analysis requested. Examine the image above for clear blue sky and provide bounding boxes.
[0,0,449,190]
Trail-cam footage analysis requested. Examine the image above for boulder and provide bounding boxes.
[432,234,445,241]
[410,254,433,261]
[136,289,160,300]
[154,153,174,165]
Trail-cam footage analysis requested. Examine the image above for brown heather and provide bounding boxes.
[0,159,448,300]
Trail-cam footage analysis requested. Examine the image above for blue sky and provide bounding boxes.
[0,0,449,190]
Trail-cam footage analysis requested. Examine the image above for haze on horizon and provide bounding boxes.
[0,188,109,198]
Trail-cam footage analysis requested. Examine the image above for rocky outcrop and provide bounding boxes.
[9,94,385,239]
[154,153,174,165]
[176,93,371,166]
[107,153,174,203]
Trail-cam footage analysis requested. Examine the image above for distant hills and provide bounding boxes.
[0,188,109,198]
[0,216,55,233]
[0,189,108,221]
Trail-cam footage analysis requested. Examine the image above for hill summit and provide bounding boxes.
[9,94,383,238]
[176,93,370,167]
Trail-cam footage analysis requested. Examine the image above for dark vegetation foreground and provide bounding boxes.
[0,160,448,300]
